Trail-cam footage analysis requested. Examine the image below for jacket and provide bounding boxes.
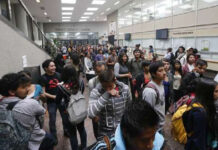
[88,81,132,138]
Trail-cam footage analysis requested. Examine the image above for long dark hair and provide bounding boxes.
[118,52,128,65]
[61,65,80,94]
[171,60,182,76]
[195,78,216,129]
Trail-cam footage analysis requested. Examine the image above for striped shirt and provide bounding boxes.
[88,81,131,138]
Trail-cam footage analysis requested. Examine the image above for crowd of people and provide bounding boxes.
[0,44,218,150]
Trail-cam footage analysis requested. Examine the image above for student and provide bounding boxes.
[0,73,46,150]
[175,46,185,61]
[135,61,151,98]
[84,52,95,81]
[183,78,216,150]
[142,61,166,133]
[182,54,196,75]
[171,60,183,102]
[164,48,174,63]
[180,59,208,97]
[40,59,67,144]
[114,52,132,85]
[88,69,132,140]
[180,47,194,66]
[107,48,118,70]
[55,65,87,150]
[95,49,104,61]
[162,59,173,114]
[54,53,65,74]
[88,61,106,139]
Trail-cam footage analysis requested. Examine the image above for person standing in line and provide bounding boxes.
[142,61,166,133]
[84,52,95,82]
[175,46,185,61]
[107,48,118,70]
[182,54,196,75]
[55,65,87,150]
[180,47,194,66]
[114,52,132,85]
[40,59,68,144]
[88,69,132,140]
[95,49,104,62]
[129,49,143,99]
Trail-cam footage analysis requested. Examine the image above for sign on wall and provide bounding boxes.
[109,22,116,35]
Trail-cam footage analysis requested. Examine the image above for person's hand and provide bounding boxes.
[135,91,139,98]
[108,89,120,97]
[128,73,132,79]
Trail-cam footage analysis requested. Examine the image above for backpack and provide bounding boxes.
[59,85,87,124]
[138,82,160,105]
[171,102,203,144]
[0,101,32,150]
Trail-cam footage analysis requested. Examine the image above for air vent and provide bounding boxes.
[40,7,45,10]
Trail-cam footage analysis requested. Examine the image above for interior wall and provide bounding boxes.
[43,22,107,37]
[0,17,50,77]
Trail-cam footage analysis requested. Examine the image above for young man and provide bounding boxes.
[0,73,46,150]
[40,59,67,144]
[180,59,208,97]
[107,48,118,70]
[88,61,106,139]
[89,100,164,150]
[129,49,143,99]
[142,61,166,133]
[95,49,104,61]
[88,69,132,140]
[182,54,196,75]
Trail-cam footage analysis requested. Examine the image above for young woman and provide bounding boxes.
[184,78,216,150]
[114,52,132,85]
[56,65,87,150]
[171,60,183,102]
[84,52,95,81]
[135,61,151,98]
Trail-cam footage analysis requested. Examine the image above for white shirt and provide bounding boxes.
[188,64,194,72]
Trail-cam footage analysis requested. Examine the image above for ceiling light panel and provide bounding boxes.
[61,0,76,4]
[114,1,120,5]
[84,12,94,15]
[106,8,111,11]
[87,7,99,11]
[79,19,87,22]
[62,7,74,11]
[62,12,72,15]
[92,0,106,5]
[44,12,47,15]
[36,0,40,3]
[62,19,71,22]
[81,16,89,19]
[62,16,71,19]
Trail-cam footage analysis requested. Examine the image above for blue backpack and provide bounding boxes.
[0,101,32,150]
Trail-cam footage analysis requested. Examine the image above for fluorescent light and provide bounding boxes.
[114,1,120,5]
[89,32,93,35]
[179,4,192,9]
[100,12,104,15]
[106,8,111,11]
[36,0,40,3]
[92,0,106,5]
[62,7,74,11]
[61,0,76,4]
[84,12,94,15]
[65,32,68,36]
[203,0,217,2]
[75,32,80,36]
[44,12,47,16]
[79,19,87,22]
[62,12,72,15]
[87,7,98,11]
[81,16,89,19]
[93,19,96,21]
[62,16,71,19]
[48,19,52,22]
[62,20,70,22]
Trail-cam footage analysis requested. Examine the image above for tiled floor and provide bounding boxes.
[43,81,184,150]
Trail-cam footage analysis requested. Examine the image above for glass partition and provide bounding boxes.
[173,0,196,15]
[155,0,172,19]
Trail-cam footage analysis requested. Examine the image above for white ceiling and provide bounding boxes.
[22,0,131,23]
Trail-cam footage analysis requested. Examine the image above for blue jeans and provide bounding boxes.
[47,102,68,139]
[67,121,87,150]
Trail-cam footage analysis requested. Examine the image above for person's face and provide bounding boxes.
[45,62,56,74]
[112,50,116,55]
[122,55,128,63]
[134,51,141,58]
[188,55,195,64]
[174,63,181,70]
[129,126,157,150]
[179,48,183,53]
[141,53,145,58]
[96,65,106,75]
[214,85,218,100]
[195,65,207,75]
[163,61,170,72]
[99,50,103,54]
[14,83,29,99]
[187,49,193,55]
[154,66,166,81]
[102,82,115,91]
